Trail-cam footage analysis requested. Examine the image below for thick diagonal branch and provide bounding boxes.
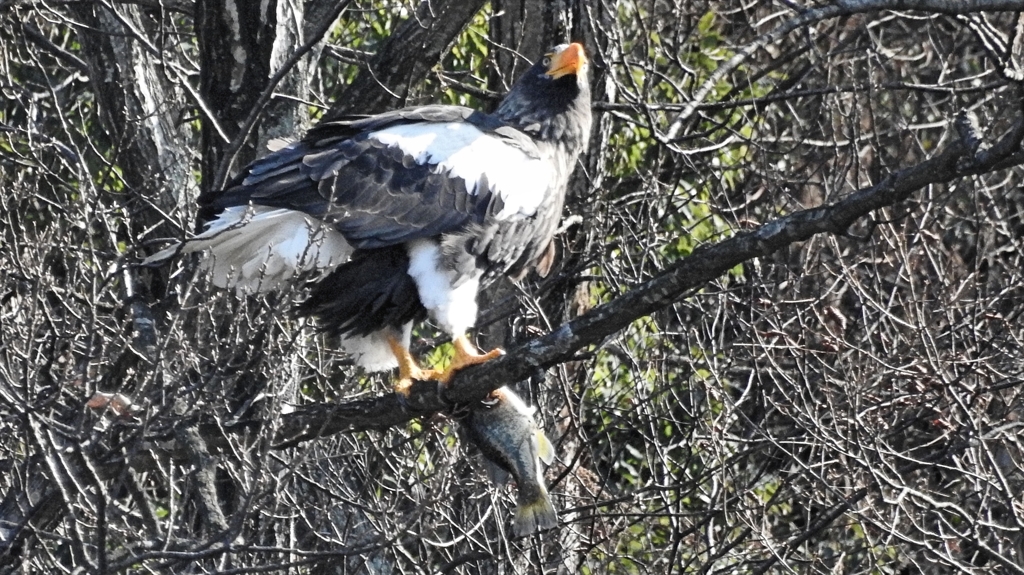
[264,115,1024,446]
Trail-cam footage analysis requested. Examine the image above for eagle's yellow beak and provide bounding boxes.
[546,43,587,79]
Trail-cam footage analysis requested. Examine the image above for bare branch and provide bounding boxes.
[668,0,1024,138]
[324,0,488,117]
[257,113,1024,445]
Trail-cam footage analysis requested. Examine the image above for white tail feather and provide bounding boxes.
[145,206,353,293]
[146,206,407,373]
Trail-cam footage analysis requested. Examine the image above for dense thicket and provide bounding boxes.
[2,1,1024,573]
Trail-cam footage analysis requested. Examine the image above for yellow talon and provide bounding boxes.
[386,334,502,394]
[437,334,504,384]
[387,335,442,396]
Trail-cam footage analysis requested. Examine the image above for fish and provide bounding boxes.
[460,386,557,537]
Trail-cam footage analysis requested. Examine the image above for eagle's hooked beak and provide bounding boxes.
[546,43,587,79]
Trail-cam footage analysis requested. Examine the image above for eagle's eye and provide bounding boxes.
[542,56,551,66]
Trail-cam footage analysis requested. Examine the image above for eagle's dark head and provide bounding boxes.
[495,43,593,153]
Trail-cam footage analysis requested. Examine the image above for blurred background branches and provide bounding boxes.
[3,0,1024,573]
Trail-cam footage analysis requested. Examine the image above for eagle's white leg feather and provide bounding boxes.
[406,238,480,336]
[338,323,411,372]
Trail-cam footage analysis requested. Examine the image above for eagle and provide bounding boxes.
[147,43,592,394]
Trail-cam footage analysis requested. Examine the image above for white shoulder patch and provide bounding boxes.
[369,122,554,220]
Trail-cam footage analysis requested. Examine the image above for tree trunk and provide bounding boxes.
[326,0,487,117]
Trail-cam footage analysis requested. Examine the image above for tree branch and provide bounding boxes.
[323,0,488,117]
[210,0,355,191]
[231,113,1024,447]
[667,0,1024,139]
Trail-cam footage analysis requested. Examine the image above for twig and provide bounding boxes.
[240,113,1024,447]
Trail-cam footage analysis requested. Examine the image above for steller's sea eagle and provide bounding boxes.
[147,43,592,393]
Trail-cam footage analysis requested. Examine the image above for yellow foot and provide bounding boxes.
[388,335,442,397]
[437,334,504,384]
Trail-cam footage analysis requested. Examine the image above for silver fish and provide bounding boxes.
[460,386,557,537]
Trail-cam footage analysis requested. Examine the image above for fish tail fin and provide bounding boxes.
[513,488,558,538]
